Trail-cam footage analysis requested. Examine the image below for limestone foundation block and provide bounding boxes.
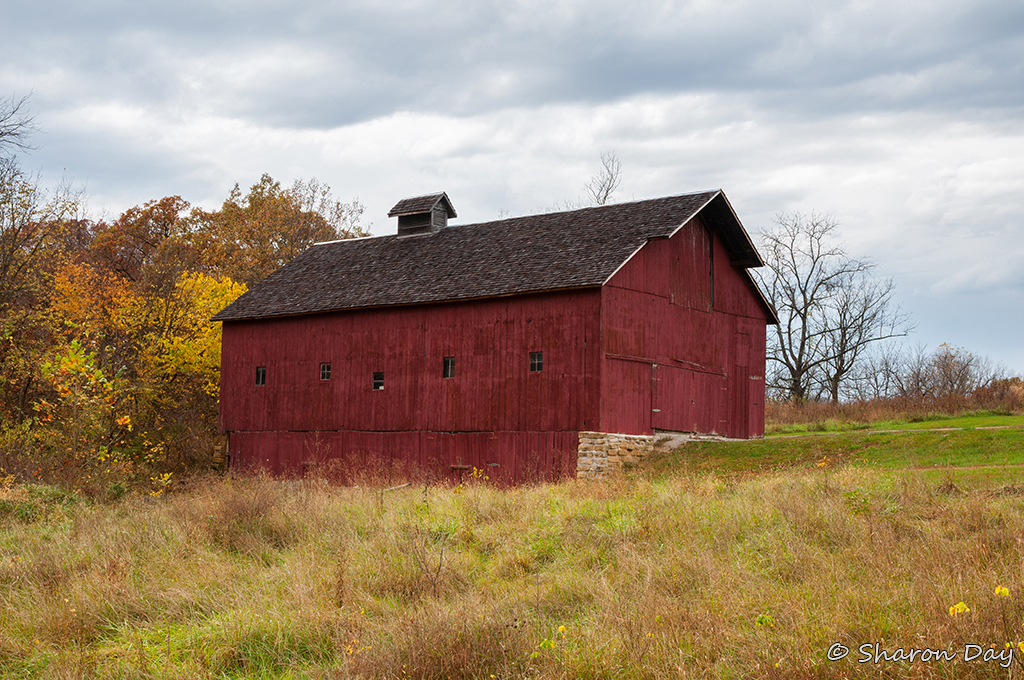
[575,431,655,479]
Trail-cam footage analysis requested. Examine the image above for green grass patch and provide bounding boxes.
[0,484,85,526]
[868,412,1024,431]
[767,411,1024,436]
[648,426,1024,489]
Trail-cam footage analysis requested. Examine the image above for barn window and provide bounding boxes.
[372,372,385,390]
[443,356,455,378]
[255,366,266,385]
[320,363,331,381]
[529,351,543,372]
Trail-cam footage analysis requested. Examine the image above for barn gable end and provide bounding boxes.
[213,190,776,481]
[600,212,769,439]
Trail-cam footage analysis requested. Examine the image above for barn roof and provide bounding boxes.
[212,190,775,322]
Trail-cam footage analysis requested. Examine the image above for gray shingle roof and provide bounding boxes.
[387,192,457,218]
[212,190,766,322]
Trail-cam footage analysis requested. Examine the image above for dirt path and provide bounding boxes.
[768,425,1023,439]
[900,462,1024,470]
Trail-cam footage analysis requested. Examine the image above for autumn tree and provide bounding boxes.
[2,160,365,488]
[0,158,82,423]
[33,339,134,490]
[0,160,81,313]
[201,174,367,286]
[0,94,80,316]
[90,196,194,284]
[34,172,367,475]
[46,258,246,471]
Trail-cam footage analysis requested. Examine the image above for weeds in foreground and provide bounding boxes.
[2,468,1024,678]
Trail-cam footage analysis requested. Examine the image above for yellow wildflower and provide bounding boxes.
[996,585,1010,598]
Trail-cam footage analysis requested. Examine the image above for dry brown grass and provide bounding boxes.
[2,466,1024,678]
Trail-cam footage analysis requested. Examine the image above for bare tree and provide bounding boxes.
[877,342,1009,400]
[850,341,1009,403]
[926,343,1006,398]
[818,272,912,401]
[889,343,935,399]
[538,151,625,214]
[584,152,622,206]
[849,341,906,400]
[0,95,36,158]
[753,212,912,402]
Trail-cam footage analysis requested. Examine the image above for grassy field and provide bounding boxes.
[2,421,1024,678]
[654,417,1024,489]
[767,411,1024,436]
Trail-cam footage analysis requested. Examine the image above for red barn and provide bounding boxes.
[212,190,777,482]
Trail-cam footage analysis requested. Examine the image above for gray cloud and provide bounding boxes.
[2,0,1022,371]
[7,0,1023,128]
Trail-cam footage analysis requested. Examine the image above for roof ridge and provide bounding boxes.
[315,191,724,248]
[313,232,391,247]
[460,189,721,228]
[211,190,755,323]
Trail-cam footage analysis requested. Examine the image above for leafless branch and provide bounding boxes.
[584,152,622,206]
[0,94,37,157]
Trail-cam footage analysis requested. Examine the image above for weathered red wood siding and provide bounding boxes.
[600,216,768,438]
[219,290,600,482]
[225,430,579,484]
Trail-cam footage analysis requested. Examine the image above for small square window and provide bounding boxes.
[320,363,331,381]
[255,366,266,385]
[372,372,384,390]
[529,351,543,372]
[443,356,455,379]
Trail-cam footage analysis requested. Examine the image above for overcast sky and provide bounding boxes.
[5,0,1023,372]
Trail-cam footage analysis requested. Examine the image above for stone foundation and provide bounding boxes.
[576,431,655,479]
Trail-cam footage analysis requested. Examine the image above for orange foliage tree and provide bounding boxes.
[198,174,368,286]
[2,171,361,492]
[45,258,246,476]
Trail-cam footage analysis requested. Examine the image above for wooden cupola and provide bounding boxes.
[388,192,457,237]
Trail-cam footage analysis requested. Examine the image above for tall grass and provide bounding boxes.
[3,465,1024,678]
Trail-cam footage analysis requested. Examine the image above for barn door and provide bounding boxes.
[651,364,695,432]
[731,332,751,438]
[652,363,727,434]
